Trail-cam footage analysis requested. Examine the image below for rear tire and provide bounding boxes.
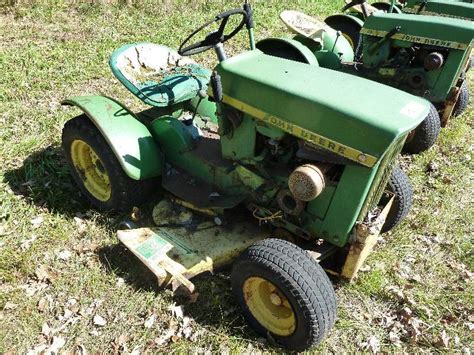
[62,114,159,212]
[453,81,470,117]
[403,104,440,154]
[381,166,413,233]
[231,239,336,351]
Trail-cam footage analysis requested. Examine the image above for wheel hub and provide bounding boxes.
[243,277,296,336]
[70,140,111,202]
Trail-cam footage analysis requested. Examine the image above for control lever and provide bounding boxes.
[210,71,223,103]
[368,26,401,55]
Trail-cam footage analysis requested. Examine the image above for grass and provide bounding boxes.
[0,1,473,353]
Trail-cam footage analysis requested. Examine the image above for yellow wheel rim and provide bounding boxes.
[70,140,111,202]
[342,33,355,49]
[243,277,296,336]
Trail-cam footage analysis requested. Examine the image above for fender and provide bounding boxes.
[256,38,319,65]
[62,95,162,180]
[325,14,364,30]
[372,2,403,13]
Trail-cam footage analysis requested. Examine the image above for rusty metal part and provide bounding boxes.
[340,196,394,280]
[288,164,326,202]
[424,52,444,71]
[277,189,306,216]
[118,214,268,293]
[441,82,462,126]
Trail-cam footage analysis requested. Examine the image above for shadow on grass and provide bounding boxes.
[3,145,94,217]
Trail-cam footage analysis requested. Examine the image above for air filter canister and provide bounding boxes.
[288,164,326,202]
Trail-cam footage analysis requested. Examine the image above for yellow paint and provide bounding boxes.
[220,95,378,167]
[342,33,355,49]
[243,277,296,336]
[341,196,393,280]
[360,28,471,50]
[70,140,111,201]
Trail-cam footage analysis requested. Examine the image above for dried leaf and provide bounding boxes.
[20,235,37,250]
[74,344,87,355]
[67,298,80,313]
[21,281,49,297]
[93,315,107,327]
[41,322,52,338]
[435,330,450,348]
[144,314,156,329]
[389,331,401,347]
[168,304,184,319]
[46,336,66,354]
[57,249,72,261]
[37,297,50,313]
[360,335,380,354]
[154,329,175,346]
[35,265,57,283]
[31,216,44,228]
[3,301,18,310]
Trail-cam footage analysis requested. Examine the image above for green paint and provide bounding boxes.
[136,234,170,260]
[62,96,162,180]
[404,0,474,20]
[216,50,427,159]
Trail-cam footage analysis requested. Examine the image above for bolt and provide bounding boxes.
[270,293,282,306]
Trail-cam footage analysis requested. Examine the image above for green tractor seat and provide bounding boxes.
[109,43,211,107]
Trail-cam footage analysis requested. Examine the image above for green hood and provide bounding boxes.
[364,13,474,50]
[216,50,429,167]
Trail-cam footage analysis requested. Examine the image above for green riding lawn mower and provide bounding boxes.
[259,0,473,155]
[61,1,442,351]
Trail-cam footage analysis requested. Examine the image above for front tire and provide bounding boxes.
[62,114,158,212]
[231,239,337,351]
[381,166,413,233]
[453,81,470,117]
[403,104,440,154]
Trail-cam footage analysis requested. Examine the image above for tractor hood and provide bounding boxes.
[363,13,474,50]
[215,50,429,167]
[404,0,474,22]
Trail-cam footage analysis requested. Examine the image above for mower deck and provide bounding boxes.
[118,214,268,293]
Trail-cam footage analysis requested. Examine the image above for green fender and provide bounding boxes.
[62,95,162,180]
[325,14,365,30]
[256,38,319,65]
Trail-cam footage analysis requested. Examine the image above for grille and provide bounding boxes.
[358,135,407,221]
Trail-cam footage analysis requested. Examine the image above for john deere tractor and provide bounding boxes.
[61,2,430,350]
[260,1,473,154]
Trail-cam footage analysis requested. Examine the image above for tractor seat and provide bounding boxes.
[109,43,211,107]
[280,10,332,44]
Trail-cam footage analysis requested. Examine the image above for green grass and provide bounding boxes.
[1,1,473,353]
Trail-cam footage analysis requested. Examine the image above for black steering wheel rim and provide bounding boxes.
[178,8,248,57]
[342,0,367,12]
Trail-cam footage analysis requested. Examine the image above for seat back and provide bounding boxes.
[109,43,211,107]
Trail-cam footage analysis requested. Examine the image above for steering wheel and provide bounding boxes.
[342,0,372,18]
[178,8,248,56]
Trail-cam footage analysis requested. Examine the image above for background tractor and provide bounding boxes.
[61,2,430,351]
[372,0,474,22]
[260,1,473,154]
